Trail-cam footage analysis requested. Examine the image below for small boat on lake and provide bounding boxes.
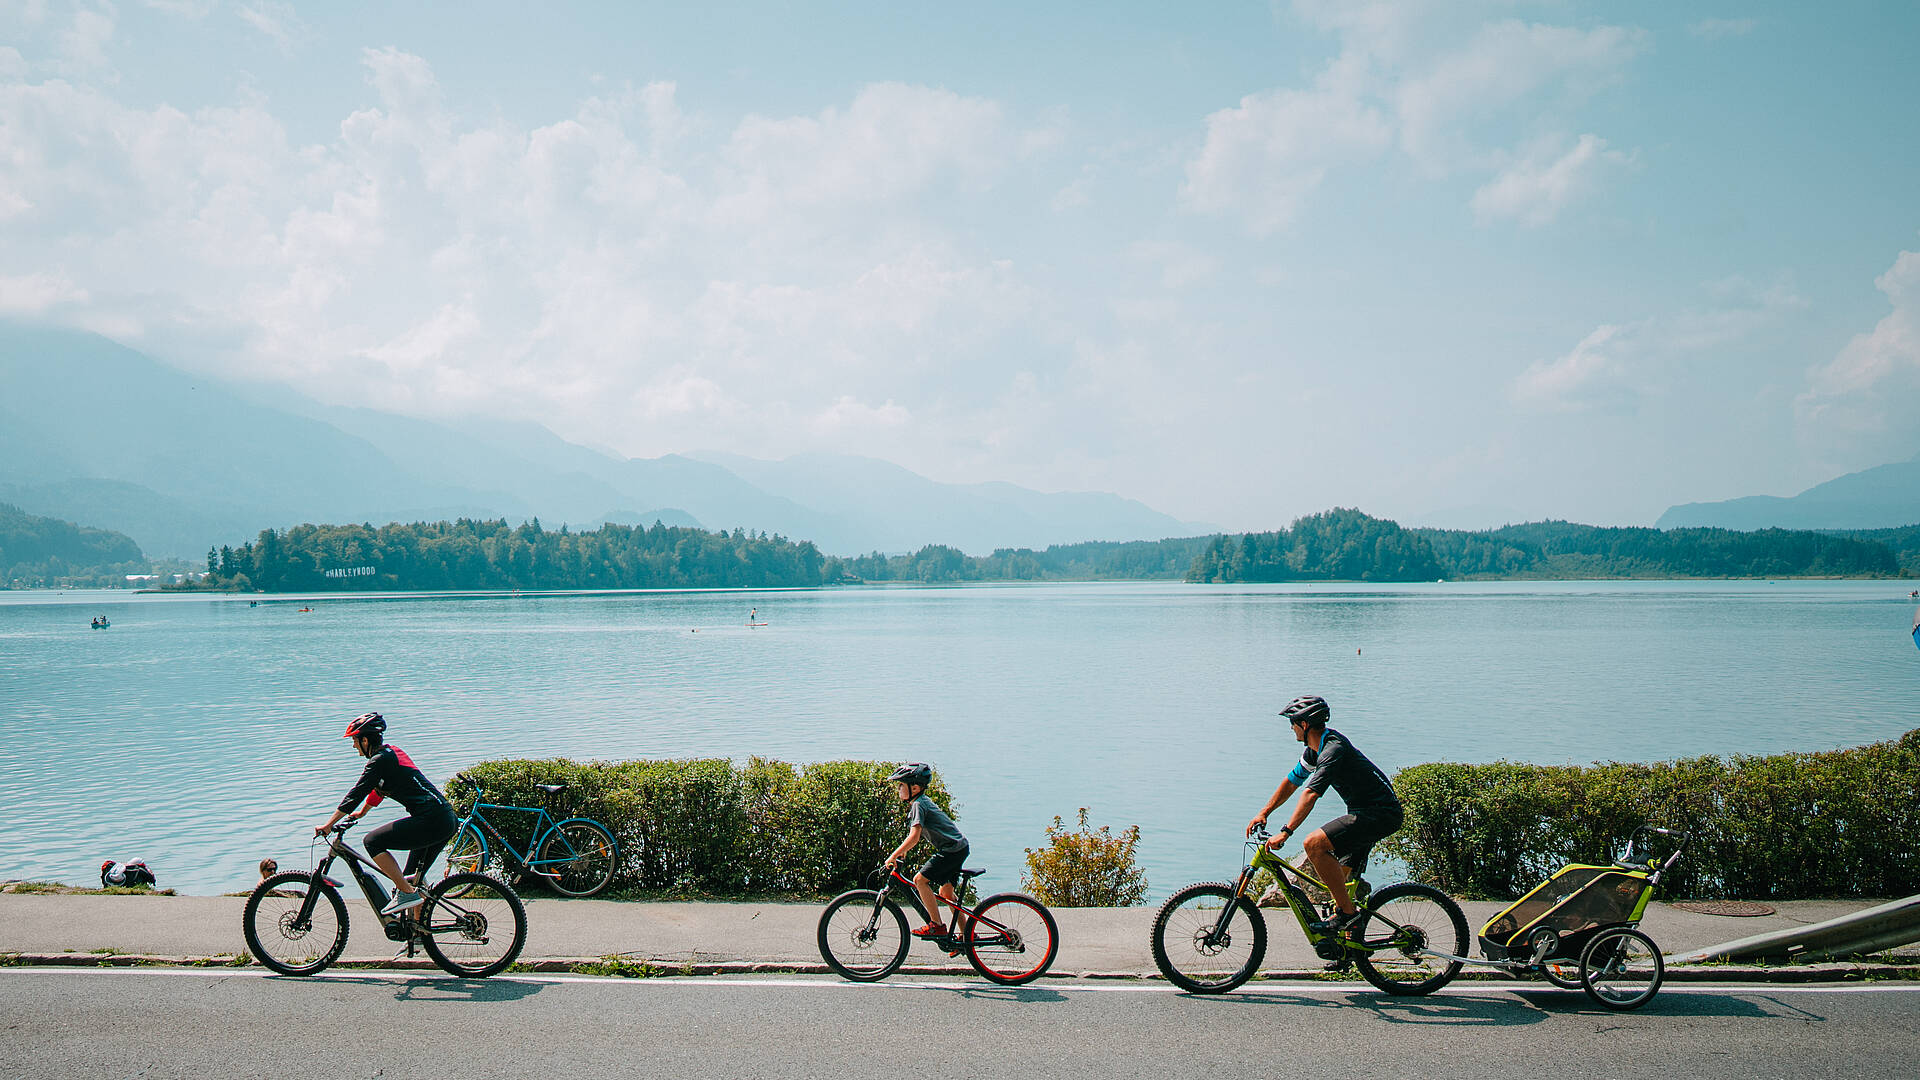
[90,616,110,629]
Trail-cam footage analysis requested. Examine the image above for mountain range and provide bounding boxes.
[0,324,1206,560]
[1657,455,1920,531]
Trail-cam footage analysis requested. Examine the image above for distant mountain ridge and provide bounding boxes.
[0,323,1205,559]
[1658,455,1920,531]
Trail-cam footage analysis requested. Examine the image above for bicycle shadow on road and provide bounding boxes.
[1189,986,1819,1026]
[1502,987,1825,1022]
[922,983,1072,1004]
[1188,988,1550,1028]
[292,974,549,1004]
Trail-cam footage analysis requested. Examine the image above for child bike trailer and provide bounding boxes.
[1476,827,1687,1010]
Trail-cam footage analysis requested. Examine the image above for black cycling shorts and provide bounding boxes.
[364,806,458,879]
[917,845,970,888]
[1320,805,1404,874]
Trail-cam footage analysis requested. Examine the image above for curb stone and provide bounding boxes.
[3,952,1916,983]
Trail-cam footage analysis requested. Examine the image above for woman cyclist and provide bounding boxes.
[313,712,456,916]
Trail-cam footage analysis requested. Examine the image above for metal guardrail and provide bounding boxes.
[1672,895,1920,963]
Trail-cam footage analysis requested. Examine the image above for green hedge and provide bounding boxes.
[445,758,956,897]
[1380,729,1920,900]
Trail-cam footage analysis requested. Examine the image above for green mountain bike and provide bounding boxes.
[1151,826,1468,995]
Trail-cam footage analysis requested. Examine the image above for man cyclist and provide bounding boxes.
[313,712,456,916]
[1247,695,1403,935]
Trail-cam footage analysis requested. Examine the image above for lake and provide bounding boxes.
[3,580,1916,898]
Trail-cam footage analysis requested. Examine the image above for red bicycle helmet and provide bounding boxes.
[342,712,386,739]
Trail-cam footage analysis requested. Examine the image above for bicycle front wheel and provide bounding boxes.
[817,890,909,982]
[1580,926,1663,1011]
[964,893,1059,986]
[537,819,618,897]
[1151,882,1266,993]
[243,872,349,976]
[440,822,489,898]
[420,873,528,978]
[1351,882,1468,996]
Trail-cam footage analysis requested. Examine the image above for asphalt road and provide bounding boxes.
[3,969,1916,1080]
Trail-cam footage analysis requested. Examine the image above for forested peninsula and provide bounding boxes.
[176,508,1914,593]
[0,502,150,586]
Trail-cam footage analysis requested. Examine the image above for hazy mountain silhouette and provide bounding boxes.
[1657,456,1920,531]
[1,323,1203,559]
[691,451,1204,554]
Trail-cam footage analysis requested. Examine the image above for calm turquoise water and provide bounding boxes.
[3,581,1916,898]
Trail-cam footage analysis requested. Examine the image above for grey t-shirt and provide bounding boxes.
[909,794,968,853]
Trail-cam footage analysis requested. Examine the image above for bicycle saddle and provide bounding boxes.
[537,783,567,794]
[958,868,986,881]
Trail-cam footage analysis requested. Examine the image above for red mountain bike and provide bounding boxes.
[817,864,1059,985]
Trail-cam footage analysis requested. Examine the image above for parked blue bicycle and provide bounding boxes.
[442,780,619,897]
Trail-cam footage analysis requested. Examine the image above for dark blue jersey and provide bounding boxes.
[1285,728,1399,813]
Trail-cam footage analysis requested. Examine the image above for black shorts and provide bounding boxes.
[1320,805,1403,874]
[918,845,970,888]
[364,805,458,879]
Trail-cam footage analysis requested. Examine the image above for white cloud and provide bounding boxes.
[715,82,1008,222]
[0,269,88,312]
[811,395,911,435]
[235,1,306,51]
[1181,85,1391,234]
[0,45,1062,474]
[1518,276,1814,413]
[1797,249,1920,439]
[1394,20,1646,171]
[1471,133,1630,226]
[1182,5,1646,232]
[54,5,115,77]
[1513,324,1634,412]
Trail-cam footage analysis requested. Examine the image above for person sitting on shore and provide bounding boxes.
[883,763,969,940]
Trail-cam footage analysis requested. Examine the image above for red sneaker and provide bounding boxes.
[912,923,947,938]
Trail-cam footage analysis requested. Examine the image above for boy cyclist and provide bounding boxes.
[883,762,969,940]
[1247,695,1403,935]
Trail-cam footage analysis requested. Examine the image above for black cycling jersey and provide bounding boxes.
[337,744,452,817]
[1285,727,1400,813]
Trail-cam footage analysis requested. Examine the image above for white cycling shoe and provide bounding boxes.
[380,890,425,916]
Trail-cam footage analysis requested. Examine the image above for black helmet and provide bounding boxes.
[1279,695,1330,728]
[886,762,932,786]
[342,712,386,739]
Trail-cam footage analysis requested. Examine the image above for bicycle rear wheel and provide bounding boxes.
[1150,882,1267,993]
[817,890,909,981]
[1351,882,1468,995]
[964,893,1059,985]
[243,872,349,976]
[420,873,527,978]
[537,819,618,897]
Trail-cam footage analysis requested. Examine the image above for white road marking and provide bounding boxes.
[3,967,1918,996]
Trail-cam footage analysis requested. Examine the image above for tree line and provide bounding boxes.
[137,508,1920,594]
[1187,509,1904,583]
[194,518,837,591]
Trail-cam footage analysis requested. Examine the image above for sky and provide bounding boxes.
[2,0,1918,530]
